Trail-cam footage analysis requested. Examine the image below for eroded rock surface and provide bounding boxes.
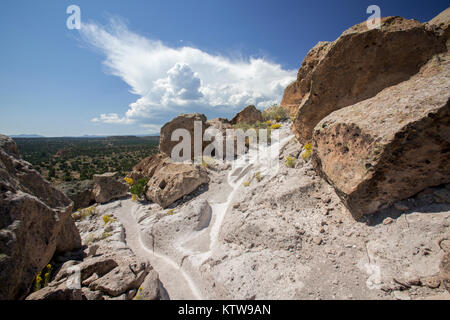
[146,163,209,208]
[93,172,129,204]
[0,135,81,300]
[27,201,166,300]
[312,53,450,218]
[57,180,95,211]
[127,153,171,181]
[159,113,209,160]
[280,41,331,116]
[230,105,264,125]
[286,16,447,143]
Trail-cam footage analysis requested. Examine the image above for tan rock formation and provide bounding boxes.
[159,113,209,160]
[284,16,447,143]
[312,53,450,218]
[146,163,209,208]
[230,105,264,125]
[0,135,81,299]
[127,153,172,181]
[429,7,450,43]
[280,41,331,116]
[92,172,129,203]
[57,180,95,211]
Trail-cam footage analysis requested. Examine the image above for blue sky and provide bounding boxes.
[0,0,448,137]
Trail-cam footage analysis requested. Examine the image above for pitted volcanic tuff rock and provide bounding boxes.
[146,162,209,208]
[280,41,331,116]
[127,153,172,181]
[92,172,129,204]
[230,105,264,125]
[283,16,448,143]
[0,135,81,299]
[159,113,210,161]
[312,53,450,218]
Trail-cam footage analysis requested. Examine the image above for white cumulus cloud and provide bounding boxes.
[81,17,296,130]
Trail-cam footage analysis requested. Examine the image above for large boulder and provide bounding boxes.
[206,118,233,135]
[56,180,95,211]
[204,118,242,160]
[287,16,448,143]
[92,172,129,204]
[280,41,331,116]
[312,53,450,219]
[230,105,264,125]
[146,163,209,208]
[27,255,159,300]
[159,113,209,160]
[429,7,450,44]
[88,262,150,297]
[0,135,81,300]
[139,269,166,300]
[25,282,83,300]
[127,153,171,181]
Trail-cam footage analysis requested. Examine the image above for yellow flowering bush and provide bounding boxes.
[167,209,175,215]
[34,264,52,292]
[85,233,96,245]
[243,181,250,187]
[285,156,296,168]
[44,264,52,287]
[134,286,143,300]
[34,272,43,292]
[270,123,281,130]
[255,171,262,182]
[78,205,98,220]
[101,231,112,240]
[102,214,114,225]
[124,177,134,186]
[301,143,313,161]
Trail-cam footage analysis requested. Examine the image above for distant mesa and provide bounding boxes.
[10,134,44,138]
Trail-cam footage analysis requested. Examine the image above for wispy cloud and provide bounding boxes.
[81,17,296,130]
[91,113,135,124]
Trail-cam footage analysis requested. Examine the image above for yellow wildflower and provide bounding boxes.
[270,123,281,130]
[124,177,134,186]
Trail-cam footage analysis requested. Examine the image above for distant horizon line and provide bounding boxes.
[7,133,160,138]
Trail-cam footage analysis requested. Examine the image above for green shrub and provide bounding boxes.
[285,156,296,168]
[130,178,149,198]
[233,121,272,143]
[101,232,112,240]
[263,105,288,122]
[85,233,96,245]
[200,156,216,169]
[255,171,262,182]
